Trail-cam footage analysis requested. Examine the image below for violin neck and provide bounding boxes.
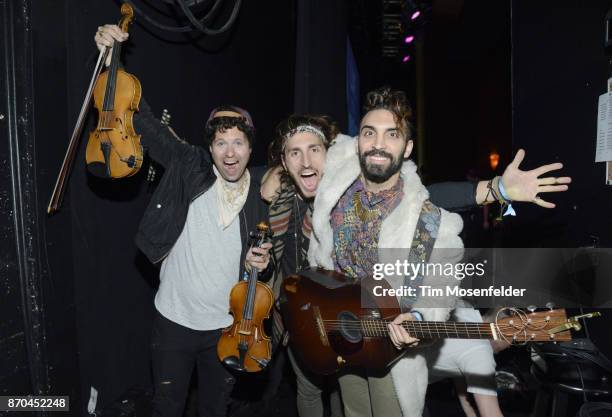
[242,267,259,321]
[101,39,123,113]
[241,229,268,321]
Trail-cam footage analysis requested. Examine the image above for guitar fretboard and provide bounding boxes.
[326,319,494,339]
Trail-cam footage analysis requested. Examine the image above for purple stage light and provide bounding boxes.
[404,35,415,44]
[411,10,421,20]
[402,55,411,63]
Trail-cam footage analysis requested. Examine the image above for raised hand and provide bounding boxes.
[501,149,571,208]
[94,24,129,66]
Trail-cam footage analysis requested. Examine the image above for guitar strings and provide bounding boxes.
[320,318,556,342]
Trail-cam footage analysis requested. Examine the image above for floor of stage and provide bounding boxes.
[183,350,538,417]
[99,349,603,417]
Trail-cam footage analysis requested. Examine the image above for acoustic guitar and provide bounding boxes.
[281,268,600,375]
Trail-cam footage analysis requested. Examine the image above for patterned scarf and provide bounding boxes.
[269,179,312,273]
[331,176,404,279]
[212,165,250,229]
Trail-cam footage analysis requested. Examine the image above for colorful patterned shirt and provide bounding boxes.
[331,176,404,279]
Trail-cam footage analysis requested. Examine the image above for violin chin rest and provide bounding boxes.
[86,161,109,178]
[222,356,245,372]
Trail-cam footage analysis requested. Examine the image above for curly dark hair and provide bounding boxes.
[204,116,255,146]
[267,114,339,167]
[362,87,415,139]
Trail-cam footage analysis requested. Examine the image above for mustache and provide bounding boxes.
[299,168,318,175]
[363,149,393,160]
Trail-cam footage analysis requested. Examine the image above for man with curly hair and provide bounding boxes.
[95,25,273,417]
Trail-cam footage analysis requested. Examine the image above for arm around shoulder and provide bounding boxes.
[427,181,478,212]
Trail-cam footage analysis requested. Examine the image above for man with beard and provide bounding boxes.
[308,87,461,416]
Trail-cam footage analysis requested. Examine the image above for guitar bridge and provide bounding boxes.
[313,306,329,347]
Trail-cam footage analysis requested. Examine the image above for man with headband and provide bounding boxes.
[265,114,347,417]
[95,26,273,417]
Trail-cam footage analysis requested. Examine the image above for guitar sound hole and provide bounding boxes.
[338,311,363,343]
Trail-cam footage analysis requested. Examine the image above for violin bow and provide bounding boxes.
[47,46,110,214]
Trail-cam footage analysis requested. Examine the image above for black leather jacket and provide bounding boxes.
[133,100,270,281]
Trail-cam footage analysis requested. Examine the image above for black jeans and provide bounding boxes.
[151,311,234,417]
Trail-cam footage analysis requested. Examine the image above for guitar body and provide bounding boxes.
[281,268,408,375]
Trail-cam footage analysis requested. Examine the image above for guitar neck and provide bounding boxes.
[362,319,495,340]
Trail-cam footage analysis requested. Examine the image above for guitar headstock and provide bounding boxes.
[495,308,601,344]
[146,109,172,184]
[161,109,171,127]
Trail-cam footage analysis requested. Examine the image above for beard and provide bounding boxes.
[358,147,405,184]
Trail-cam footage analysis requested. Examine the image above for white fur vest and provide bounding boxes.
[308,135,463,417]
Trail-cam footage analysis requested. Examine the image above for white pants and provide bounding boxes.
[426,306,498,396]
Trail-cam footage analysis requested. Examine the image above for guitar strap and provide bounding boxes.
[399,200,441,313]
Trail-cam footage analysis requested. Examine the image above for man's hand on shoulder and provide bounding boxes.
[260,165,283,203]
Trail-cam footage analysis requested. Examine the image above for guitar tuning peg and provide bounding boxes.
[527,305,537,313]
[545,302,555,311]
[147,164,156,182]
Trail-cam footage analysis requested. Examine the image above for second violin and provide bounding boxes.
[217,222,274,373]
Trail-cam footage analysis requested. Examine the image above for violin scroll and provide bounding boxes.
[119,3,134,30]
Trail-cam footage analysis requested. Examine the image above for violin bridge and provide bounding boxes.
[238,330,252,336]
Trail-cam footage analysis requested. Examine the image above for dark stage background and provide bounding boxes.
[509,0,612,359]
[1,0,612,416]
